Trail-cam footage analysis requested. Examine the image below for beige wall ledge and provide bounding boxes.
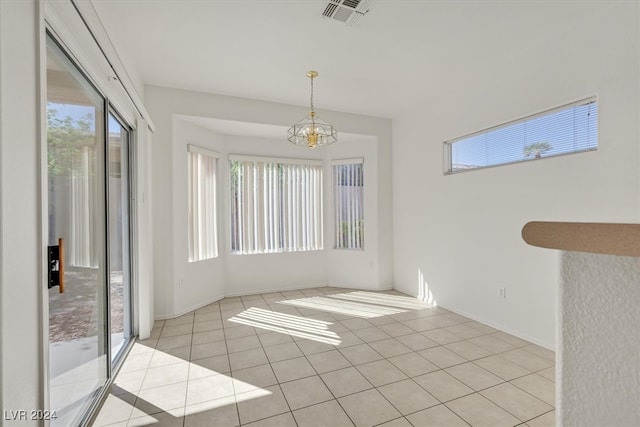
[522,221,640,257]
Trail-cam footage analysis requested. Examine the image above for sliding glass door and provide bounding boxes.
[46,33,134,426]
[47,34,108,426]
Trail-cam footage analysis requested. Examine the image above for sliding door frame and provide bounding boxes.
[42,26,139,427]
[106,106,136,371]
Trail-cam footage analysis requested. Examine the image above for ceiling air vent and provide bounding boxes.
[321,0,373,26]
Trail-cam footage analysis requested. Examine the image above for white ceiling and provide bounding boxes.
[92,0,599,119]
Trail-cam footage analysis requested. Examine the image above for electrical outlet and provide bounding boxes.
[498,287,506,298]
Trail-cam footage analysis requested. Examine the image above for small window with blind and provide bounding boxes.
[230,155,323,254]
[445,97,598,174]
[187,145,219,262]
[333,159,364,250]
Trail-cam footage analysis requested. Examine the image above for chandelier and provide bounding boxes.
[288,71,338,148]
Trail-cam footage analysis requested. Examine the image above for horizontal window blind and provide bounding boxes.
[230,157,323,254]
[445,97,598,174]
[333,159,364,250]
[188,146,219,262]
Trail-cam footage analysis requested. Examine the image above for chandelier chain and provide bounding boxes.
[310,75,315,113]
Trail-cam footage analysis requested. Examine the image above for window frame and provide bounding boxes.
[444,96,598,175]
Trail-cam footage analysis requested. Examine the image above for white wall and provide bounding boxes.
[325,138,382,290]
[0,1,42,421]
[147,86,393,318]
[171,119,226,314]
[392,3,640,349]
[165,121,384,311]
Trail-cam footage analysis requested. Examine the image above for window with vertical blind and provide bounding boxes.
[445,97,598,174]
[230,155,323,254]
[188,145,219,262]
[333,159,364,250]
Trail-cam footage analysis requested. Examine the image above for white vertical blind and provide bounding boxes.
[230,156,323,254]
[188,146,219,262]
[333,159,364,250]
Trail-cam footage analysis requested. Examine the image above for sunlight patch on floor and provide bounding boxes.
[279,295,407,318]
[228,307,341,345]
[328,291,437,310]
[108,344,271,424]
[278,291,437,318]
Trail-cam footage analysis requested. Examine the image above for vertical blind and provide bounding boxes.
[445,97,598,174]
[230,155,323,254]
[188,145,219,262]
[333,159,364,250]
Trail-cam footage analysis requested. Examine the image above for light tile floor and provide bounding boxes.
[92,287,555,427]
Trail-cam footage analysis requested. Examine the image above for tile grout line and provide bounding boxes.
[235,289,551,425]
[109,287,555,427]
[221,298,244,427]
[282,290,443,426]
[226,296,297,427]
[284,290,362,427]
